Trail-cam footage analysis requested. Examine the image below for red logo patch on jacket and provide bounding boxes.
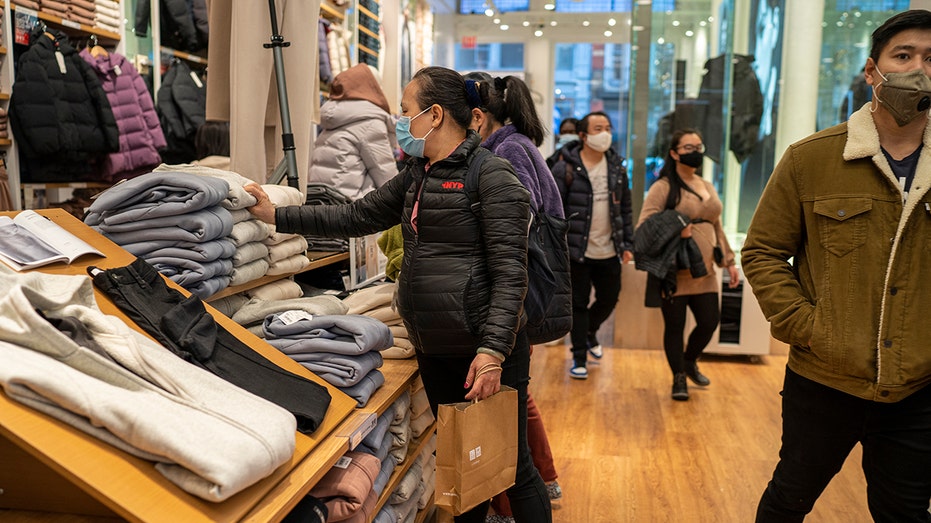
[442,181,464,190]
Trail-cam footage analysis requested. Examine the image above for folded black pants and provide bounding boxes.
[91,258,331,433]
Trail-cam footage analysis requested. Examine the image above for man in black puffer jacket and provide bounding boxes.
[551,111,634,379]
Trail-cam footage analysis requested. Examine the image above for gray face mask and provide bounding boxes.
[874,67,931,127]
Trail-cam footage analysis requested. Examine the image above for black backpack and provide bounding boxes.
[465,147,572,345]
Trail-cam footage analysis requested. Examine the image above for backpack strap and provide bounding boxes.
[463,147,494,216]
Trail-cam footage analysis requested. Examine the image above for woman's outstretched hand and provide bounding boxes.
[244,184,277,224]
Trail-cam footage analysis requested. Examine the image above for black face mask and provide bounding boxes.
[678,151,704,168]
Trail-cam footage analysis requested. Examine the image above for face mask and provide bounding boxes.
[557,133,579,147]
[396,107,434,158]
[585,131,612,153]
[874,67,931,127]
[677,151,704,168]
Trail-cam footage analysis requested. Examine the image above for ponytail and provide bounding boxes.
[466,73,546,146]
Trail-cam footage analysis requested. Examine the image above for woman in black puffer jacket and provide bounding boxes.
[246,66,552,523]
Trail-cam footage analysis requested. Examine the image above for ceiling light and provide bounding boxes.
[500,24,509,30]
[544,2,555,9]
[522,20,530,27]
[582,20,590,26]
[604,30,613,37]
[685,30,694,36]
[550,20,557,26]
[657,37,665,44]
[672,20,680,26]
[534,28,544,37]
[493,17,500,24]
[608,18,616,26]
[699,20,706,26]
[485,8,494,16]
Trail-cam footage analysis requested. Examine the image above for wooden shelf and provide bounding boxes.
[205,250,349,302]
[320,1,345,21]
[369,421,437,522]
[0,139,11,147]
[11,6,121,43]
[0,93,9,100]
[358,43,378,57]
[160,46,207,65]
[358,25,379,39]
[243,358,420,522]
[358,4,378,21]
[0,210,360,523]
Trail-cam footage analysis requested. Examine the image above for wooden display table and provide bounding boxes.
[0,210,362,522]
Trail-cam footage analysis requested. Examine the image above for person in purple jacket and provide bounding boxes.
[463,72,564,523]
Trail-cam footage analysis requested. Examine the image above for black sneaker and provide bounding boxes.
[672,372,689,401]
[684,361,711,386]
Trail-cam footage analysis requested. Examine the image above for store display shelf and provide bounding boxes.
[358,43,377,57]
[368,420,436,522]
[204,250,349,302]
[0,139,10,146]
[321,1,345,21]
[358,4,378,21]
[244,358,420,522]
[11,6,121,43]
[358,25,378,40]
[0,210,360,523]
[160,46,207,65]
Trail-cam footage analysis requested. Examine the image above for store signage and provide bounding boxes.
[461,35,477,49]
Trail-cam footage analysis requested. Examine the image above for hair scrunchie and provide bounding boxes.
[464,80,483,110]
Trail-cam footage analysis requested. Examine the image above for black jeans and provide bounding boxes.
[416,333,552,523]
[659,292,719,375]
[756,368,931,522]
[569,257,621,365]
[91,259,331,433]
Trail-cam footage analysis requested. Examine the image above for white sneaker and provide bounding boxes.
[569,365,588,379]
[587,333,603,359]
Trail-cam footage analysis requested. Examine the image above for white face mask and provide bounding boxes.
[585,131,612,153]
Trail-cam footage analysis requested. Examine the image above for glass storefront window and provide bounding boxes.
[454,43,525,72]
[630,0,785,235]
[553,43,631,158]
[459,0,528,15]
[816,0,909,131]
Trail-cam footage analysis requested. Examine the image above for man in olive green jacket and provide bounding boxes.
[742,10,931,522]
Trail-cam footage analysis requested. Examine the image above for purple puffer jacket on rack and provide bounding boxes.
[80,49,167,182]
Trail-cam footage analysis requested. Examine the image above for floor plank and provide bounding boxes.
[529,344,871,522]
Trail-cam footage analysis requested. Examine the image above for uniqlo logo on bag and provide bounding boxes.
[469,446,482,461]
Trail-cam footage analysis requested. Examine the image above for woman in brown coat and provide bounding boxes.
[636,129,739,401]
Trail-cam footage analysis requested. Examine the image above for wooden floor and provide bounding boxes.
[528,344,872,523]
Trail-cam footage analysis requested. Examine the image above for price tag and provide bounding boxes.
[277,309,313,325]
[190,71,204,88]
[55,51,67,74]
[60,19,82,29]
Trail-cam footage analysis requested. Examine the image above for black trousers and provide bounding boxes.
[91,258,331,433]
[416,333,552,523]
[659,292,719,375]
[757,368,931,522]
[569,257,621,365]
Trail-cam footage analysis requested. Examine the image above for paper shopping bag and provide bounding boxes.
[434,386,518,516]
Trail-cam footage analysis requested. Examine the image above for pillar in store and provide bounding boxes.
[774,0,824,159]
